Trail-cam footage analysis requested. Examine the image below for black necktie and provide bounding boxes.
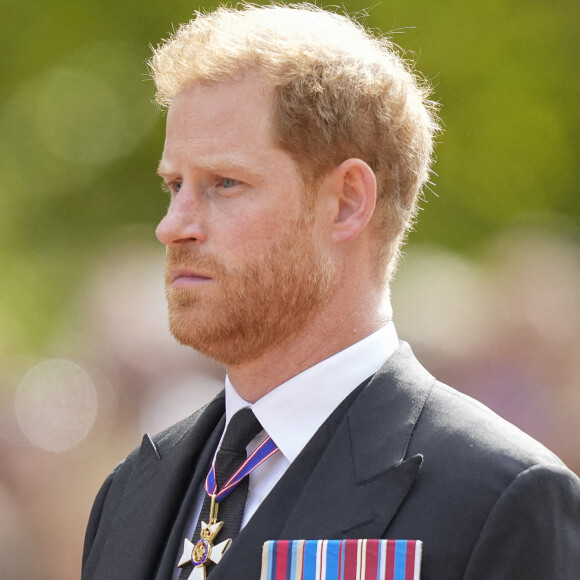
[178,407,263,579]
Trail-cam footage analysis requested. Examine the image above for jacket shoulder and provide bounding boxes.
[420,379,565,471]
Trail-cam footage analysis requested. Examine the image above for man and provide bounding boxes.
[82,4,580,579]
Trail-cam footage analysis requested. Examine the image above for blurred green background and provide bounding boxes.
[0,1,578,579]
[1,0,578,355]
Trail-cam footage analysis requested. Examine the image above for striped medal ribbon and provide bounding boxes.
[260,539,423,580]
[205,434,279,502]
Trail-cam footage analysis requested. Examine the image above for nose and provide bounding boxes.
[156,193,207,246]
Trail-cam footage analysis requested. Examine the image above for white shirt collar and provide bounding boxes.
[224,322,399,464]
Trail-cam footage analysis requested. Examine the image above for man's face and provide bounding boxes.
[156,76,337,365]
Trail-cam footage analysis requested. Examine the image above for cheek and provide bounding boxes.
[217,205,300,252]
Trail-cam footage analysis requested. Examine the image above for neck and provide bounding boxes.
[225,290,391,403]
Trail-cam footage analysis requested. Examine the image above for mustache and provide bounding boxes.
[165,247,227,278]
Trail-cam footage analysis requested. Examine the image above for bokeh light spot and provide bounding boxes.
[37,67,128,164]
[15,359,98,452]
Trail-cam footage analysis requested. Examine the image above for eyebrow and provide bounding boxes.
[157,157,252,176]
[157,159,175,176]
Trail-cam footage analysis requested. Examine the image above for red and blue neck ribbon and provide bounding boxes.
[205,435,279,503]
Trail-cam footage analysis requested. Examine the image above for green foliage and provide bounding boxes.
[1,0,578,355]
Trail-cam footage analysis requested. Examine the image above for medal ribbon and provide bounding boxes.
[205,435,279,503]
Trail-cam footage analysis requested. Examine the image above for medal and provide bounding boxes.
[177,496,232,580]
[178,436,279,578]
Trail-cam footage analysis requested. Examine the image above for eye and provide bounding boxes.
[220,178,240,189]
[161,179,182,195]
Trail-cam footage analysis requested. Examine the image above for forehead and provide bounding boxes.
[164,76,275,155]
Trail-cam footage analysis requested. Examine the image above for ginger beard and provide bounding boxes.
[164,208,338,366]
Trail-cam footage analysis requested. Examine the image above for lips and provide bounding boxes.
[165,248,225,288]
[169,268,213,287]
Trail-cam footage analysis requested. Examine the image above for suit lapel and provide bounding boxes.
[210,343,434,579]
[155,412,226,579]
[85,393,225,580]
[282,343,433,539]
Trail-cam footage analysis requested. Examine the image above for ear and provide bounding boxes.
[329,158,377,244]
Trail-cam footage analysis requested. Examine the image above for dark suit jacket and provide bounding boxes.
[82,343,580,579]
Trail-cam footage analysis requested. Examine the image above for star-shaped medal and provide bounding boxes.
[177,520,232,580]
